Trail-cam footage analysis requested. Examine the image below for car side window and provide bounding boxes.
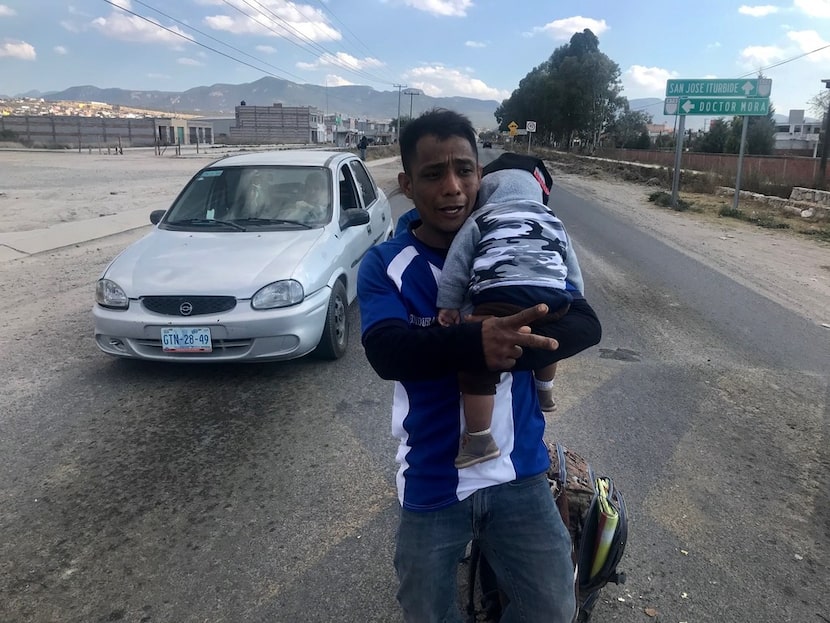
[338,165,362,228]
[348,160,378,207]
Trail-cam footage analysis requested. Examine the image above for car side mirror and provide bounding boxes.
[341,208,370,228]
[150,210,166,225]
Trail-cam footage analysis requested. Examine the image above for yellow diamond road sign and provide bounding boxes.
[508,121,518,136]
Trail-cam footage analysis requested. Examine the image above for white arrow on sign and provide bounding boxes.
[681,99,694,114]
[742,81,755,96]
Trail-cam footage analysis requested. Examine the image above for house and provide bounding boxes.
[773,109,822,156]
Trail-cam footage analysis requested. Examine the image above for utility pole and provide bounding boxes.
[394,84,406,144]
[816,79,830,189]
[403,88,421,121]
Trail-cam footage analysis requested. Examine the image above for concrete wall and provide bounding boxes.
[228,104,322,144]
[0,115,158,148]
[596,147,823,188]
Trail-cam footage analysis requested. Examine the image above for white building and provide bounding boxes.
[774,109,822,156]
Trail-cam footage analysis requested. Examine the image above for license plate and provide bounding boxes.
[161,327,212,353]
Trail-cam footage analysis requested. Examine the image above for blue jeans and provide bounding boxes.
[395,473,575,622]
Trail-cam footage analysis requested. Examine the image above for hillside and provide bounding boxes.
[22,77,501,130]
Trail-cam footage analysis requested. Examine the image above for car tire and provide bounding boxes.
[313,280,349,360]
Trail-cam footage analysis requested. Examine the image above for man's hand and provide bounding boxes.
[474,304,559,371]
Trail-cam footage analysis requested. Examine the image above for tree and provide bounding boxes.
[653,131,675,151]
[494,29,623,151]
[807,90,830,119]
[696,119,730,153]
[724,109,776,155]
[607,107,652,148]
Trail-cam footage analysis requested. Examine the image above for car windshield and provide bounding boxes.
[163,165,333,231]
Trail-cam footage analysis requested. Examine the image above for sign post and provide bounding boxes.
[664,77,773,209]
[526,120,536,154]
[664,97,770,116]
[666,78,771,98]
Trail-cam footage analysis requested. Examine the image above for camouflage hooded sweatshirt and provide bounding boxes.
[436,168,574,312]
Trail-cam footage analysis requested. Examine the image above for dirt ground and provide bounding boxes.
[1,146,828,329]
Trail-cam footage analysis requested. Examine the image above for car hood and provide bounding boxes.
[103,229,324,297]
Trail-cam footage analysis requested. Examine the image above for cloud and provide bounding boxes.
[177,57,203,66]
[0,4,16,17]
[325,74,354,87]
[739,44,787,67]
[202,1,340,42]
[794,0,830,18]
[53,45,69,55]
[256,45,277,54]
[61,20,82,33]
[465,40,486,48]
[738,5,779,17]
[0,40,36,60]
[403,64,509,99]
[625,65,678,96]
[528,16,609,40]
[297,51,384,71]
[403,0,473,17]
[91,6,193,45]
[787,29,830,61]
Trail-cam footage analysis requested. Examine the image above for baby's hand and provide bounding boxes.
[438,308,461,327]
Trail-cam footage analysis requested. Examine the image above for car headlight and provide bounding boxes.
[252,280,304,309]
[96,279,129,309]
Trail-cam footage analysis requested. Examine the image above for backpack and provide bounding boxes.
[460,442,628,622]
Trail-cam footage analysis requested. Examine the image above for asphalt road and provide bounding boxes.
[0,148,827,623]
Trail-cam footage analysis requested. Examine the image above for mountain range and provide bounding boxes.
[10,77,502,130]
[6,78,805,131]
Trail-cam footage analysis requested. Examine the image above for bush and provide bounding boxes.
[718,205,790,229]
[649,190,691,211]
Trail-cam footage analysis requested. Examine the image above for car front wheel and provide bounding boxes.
[313,280,349,360]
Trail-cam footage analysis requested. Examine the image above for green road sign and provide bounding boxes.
[665,78,772,98]
[664,96,770,116]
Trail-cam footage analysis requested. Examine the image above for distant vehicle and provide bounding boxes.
[482,140,493,149]
[93,150,393,362]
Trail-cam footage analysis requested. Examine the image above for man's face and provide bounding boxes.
[398,134,480,249]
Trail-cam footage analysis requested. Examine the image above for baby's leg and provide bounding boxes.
[463,393,495,433]
[456,372,501,468]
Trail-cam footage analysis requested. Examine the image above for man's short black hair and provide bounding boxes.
[399,108,478,174]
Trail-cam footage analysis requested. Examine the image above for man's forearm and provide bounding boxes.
[362,321,486,381]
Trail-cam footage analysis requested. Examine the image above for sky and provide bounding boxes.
[1,0,829,122]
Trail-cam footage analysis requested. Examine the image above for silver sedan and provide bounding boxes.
[93,150,393,362]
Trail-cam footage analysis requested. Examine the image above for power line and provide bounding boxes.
[220,0,394,87]
[739,43,830,77]
[129,0,308,83]
[102,0,307,83]
[106,0,397,91]
[309,0,400,85]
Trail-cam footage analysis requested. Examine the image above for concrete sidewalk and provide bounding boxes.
[0,156,402,263]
